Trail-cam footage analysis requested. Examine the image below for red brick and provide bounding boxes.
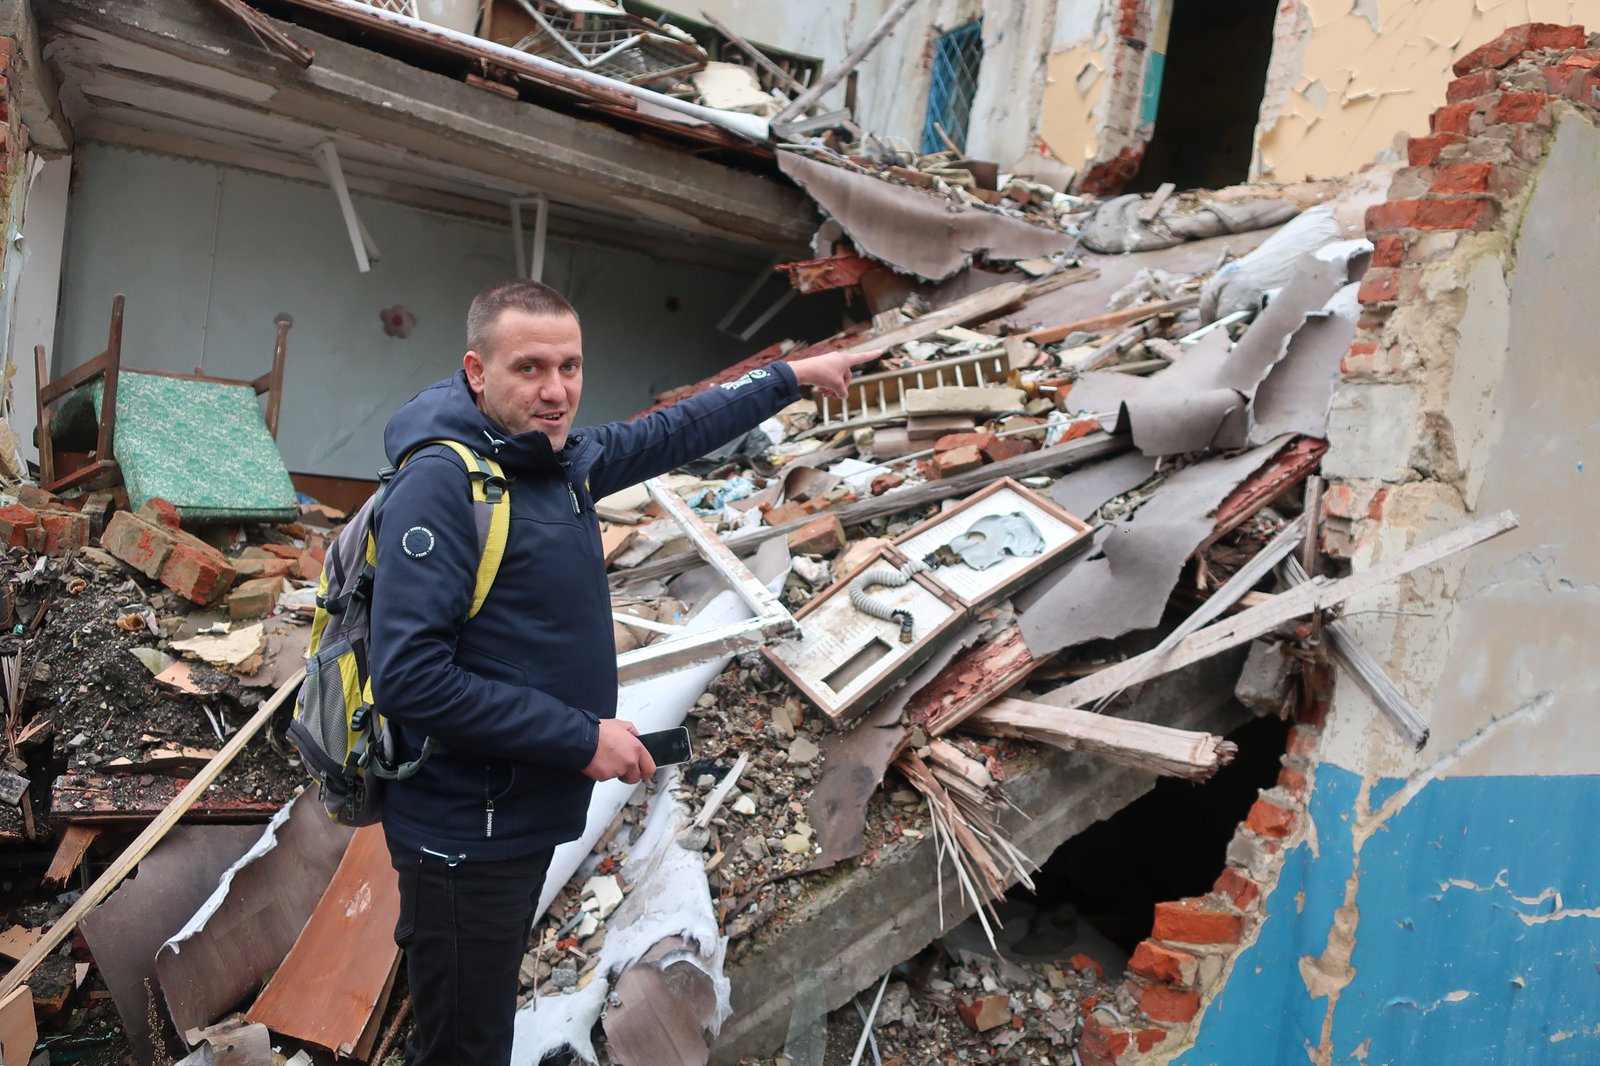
[0,503,37,548]
[955,993,1011,1033]
[1371,235,1404,268]
[1129,940,1197,985]
[159,543,237,605]
[232,556,295,580]
[259,543,302,560]
[1452,23,1587,77]
[1247,798,1296,839]
[227,576,283,619]
[1365,200,1421,234]
[1408,132,1463,166]
[1415,197,1497,230]
[1430,162,1493,193]
[932,444,985,477]
[787,514,846,556]
[1134,1027,1170,1052]
[14,485,58,509]
[1069,952,1105,979]
[1446,70,1498,101]
[298,551,325,582]
[1342,341,1378,374]
[870,472,904,496]
[100,510,175,578]
[763,501,810,527]
[1077,1016,1131,1065]
[1556,49,1600,69]
[1278,766,1308,797]
[980,437,1036,462]
[1152,898,1244,945]
[932,431,997,453]
[1135,980,1201,1024]
[1429,101,1476,134]
[1288,721,1323,760]
[136,497,183,530]
[1357,268,1399,304]
[1490,90,1548,123]
[36,510,89,555]
[1213,867,1261,910]
[1543,64,1600,100]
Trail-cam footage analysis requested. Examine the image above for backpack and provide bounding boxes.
[288,440,510,826]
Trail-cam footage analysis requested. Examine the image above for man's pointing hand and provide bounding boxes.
[787,348,884,399]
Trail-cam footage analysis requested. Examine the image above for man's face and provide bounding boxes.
[463,309,583,451]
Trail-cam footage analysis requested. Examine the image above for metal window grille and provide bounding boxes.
[921,21,984,154]
[357,0,419,15]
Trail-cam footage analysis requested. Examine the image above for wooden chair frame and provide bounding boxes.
[34,294,289,494]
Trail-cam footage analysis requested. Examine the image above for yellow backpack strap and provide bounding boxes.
[421,440,510,618]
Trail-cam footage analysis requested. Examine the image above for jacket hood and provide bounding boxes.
[384,370,599,475]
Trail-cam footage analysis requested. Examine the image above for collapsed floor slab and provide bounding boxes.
[711,650,1253,1063]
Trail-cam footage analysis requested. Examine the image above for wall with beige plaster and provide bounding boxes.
[1254,0,1592,181]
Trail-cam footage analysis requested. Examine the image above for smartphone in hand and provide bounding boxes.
[637,726,693,766]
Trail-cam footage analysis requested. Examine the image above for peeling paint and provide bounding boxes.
[1254,0,1590,180]
[1040,40,1108,168]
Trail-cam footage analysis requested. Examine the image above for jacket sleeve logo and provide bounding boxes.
[402,526,437,559]
[719,368,770,391]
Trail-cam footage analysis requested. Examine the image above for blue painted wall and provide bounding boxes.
[1176,766,1600,1065]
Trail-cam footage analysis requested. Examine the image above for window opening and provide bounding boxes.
[921,20,984,154]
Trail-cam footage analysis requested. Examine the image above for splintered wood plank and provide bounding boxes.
[0,984,36,1066]
[50,773,276,825]
[903,624,1040,737]
[966,697,1237,781]
[246,824,401,1057]
[42,826,100,888]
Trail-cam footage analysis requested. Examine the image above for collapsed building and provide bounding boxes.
[0,1,1594,1064]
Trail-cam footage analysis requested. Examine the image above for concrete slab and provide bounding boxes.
[711,649,1252,1063]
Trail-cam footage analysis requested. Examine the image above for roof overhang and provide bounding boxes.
[32,0,819,268]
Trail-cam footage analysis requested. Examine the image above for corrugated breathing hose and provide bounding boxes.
[848,560,929,642]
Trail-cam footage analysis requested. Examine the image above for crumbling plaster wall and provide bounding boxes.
[683,1,1051,166]
[1170,41,1600,1066]
[52,143,820,480]
[1253,0,1591,181]
[1037,0,1169,193]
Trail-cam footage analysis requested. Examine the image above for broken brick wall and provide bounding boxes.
[1061,25,1600,1065]
[1037,0,1162,194]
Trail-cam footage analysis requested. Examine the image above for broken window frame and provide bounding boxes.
[614,478,798,684]
[920,20,984,154]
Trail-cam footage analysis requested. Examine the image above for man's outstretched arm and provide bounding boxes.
[586,348,881,500]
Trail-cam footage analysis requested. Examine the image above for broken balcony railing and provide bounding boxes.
[503,0,707,85]
[816,346,1013,433]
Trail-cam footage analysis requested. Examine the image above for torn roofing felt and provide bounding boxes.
[1016,439,1290,659]
[777,151,1074,282]
[1068,239,1369,456]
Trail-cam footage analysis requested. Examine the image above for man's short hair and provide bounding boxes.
[467,280,580,357]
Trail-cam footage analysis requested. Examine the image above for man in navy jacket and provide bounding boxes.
[369,279,875,1064]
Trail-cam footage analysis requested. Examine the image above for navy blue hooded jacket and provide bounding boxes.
[370,362,799,860]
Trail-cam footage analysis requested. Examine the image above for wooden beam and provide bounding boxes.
[610,432,1130,587]
[1023,295,1200,346]
[1282,556,1429,750]
[774,0,920,121]
[966,697,1237,781]
[847,270,1098,354]
[0,669,306,1000]
[1036,510,1518,710]
[1092,513,1309,705]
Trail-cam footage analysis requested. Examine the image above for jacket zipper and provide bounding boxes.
[566,482,581,516]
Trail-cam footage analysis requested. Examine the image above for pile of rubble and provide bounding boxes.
[0,154,1526,1066]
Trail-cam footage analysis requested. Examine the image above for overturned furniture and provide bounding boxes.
[35,294,297,521]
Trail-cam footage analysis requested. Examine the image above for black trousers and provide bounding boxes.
[387,837,555,1066]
